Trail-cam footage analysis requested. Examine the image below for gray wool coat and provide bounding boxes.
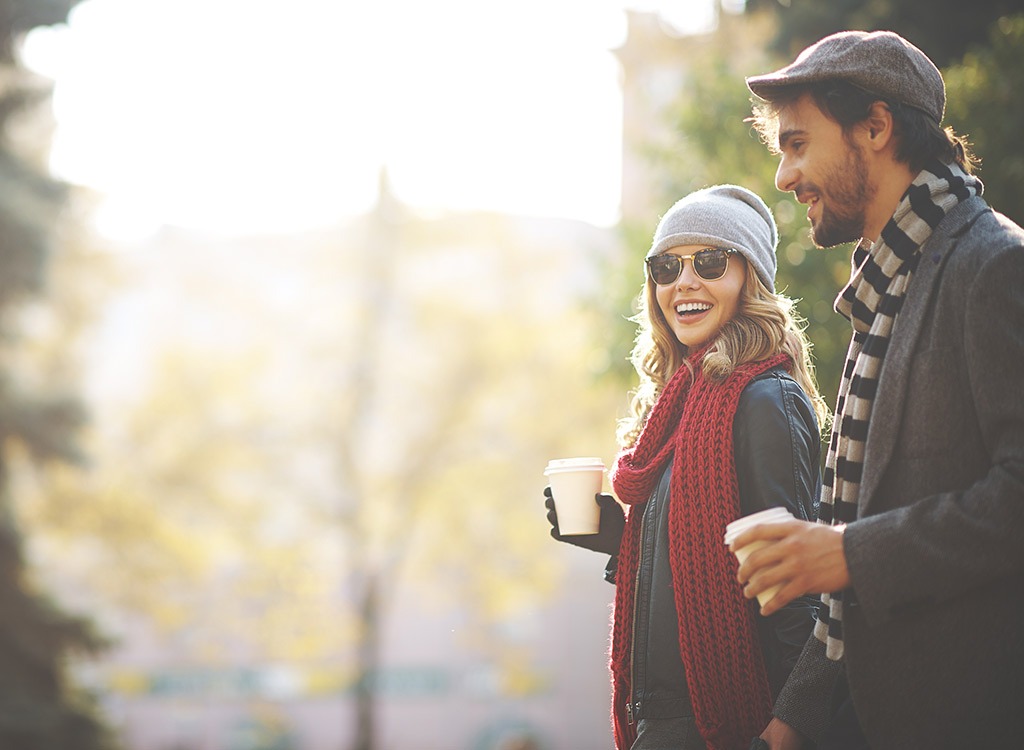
[774,194,1024,750]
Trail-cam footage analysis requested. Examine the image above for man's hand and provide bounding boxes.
[759,717,806,750]
[544,486,624,556]
[732,518,851,616]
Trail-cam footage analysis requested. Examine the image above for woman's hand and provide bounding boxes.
[544,487,624,556]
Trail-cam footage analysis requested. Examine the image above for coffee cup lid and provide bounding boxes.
[544,457,605,475]
[723,507,792,545]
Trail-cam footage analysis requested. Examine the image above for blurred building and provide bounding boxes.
[616,10,697,223]
[614,5,771,223]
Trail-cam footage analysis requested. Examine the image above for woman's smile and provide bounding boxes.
[655,245,746,349]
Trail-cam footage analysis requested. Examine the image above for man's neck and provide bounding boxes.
[861,162,916,244]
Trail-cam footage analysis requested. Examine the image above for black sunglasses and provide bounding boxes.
[645,247,737,285]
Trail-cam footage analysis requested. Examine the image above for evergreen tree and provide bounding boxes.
[0,1,118,747]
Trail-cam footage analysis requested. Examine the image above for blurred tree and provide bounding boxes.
[22,346,352,663]
[18,181,624,749]
[0,0,119,748]
[313,184,622,750]
[944,14,1024,225]
[744,0,1020,67]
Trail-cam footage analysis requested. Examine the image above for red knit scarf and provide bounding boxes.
[609,350,788,750]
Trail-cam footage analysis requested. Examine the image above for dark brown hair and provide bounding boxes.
[751,80,978,173]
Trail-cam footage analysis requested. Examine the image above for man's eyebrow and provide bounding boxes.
[778,129,806,150]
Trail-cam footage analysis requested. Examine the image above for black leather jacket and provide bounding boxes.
[609,366,822,724]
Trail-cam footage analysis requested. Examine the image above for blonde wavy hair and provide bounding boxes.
[617,257,831,448]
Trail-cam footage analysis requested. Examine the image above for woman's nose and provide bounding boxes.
[676,259,701,288]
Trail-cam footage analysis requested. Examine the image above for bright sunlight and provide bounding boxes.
[22,0,715,238]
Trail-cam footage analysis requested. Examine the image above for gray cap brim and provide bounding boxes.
[746,30,945,124]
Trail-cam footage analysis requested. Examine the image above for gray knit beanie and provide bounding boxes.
[646,185,778,292]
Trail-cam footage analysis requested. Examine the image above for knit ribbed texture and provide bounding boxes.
[609,350,789,750]
[646,185,779,293]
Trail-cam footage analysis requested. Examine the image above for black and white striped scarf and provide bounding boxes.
[816,161,982,660]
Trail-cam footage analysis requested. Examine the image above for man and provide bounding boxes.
[732,30,1024,750]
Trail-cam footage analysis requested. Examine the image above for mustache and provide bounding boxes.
[794,183,821,203]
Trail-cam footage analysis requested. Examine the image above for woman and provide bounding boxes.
[545,185,828,750]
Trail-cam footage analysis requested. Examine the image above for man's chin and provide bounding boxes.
[811,223,861,249]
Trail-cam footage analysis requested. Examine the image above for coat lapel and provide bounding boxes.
[857,198,986,516]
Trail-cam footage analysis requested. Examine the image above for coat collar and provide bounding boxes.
[857,195,990,515]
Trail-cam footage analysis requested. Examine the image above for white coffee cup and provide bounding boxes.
[543,457,605,535]
[724,506,794,607]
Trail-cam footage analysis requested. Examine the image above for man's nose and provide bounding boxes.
[775,155,798,194]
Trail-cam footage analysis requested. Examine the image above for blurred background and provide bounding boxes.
[1,0,1021,748]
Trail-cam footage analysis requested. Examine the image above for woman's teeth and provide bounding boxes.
[676,302,711,315]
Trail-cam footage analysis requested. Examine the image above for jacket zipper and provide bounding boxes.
[627,498,654,725]
[628,550,642,725]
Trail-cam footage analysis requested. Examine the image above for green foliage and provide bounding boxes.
[745,0,1020,67]
[26,349,342,658]
[0,1,118,746]
[592,219,648,386]
[0,385,86,464]
[0,514,116,750]
[944,14,1024,225]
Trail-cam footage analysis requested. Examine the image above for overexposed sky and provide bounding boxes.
[23,0,717,238]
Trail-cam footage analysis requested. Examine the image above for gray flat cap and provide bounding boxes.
[746,30,945,124]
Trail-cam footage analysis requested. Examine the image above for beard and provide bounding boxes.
[807,143,874,248]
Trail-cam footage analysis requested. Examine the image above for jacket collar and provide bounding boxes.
[858,195,990,515]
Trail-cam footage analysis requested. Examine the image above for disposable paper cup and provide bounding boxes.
[724,507,793,607]
[544,457,605,535]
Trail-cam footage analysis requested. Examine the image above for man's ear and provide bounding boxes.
[863,101,895,152]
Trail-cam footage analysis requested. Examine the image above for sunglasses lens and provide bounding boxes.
[693,249,729,280]
[648,256,680,285]
[648,249,731,284]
